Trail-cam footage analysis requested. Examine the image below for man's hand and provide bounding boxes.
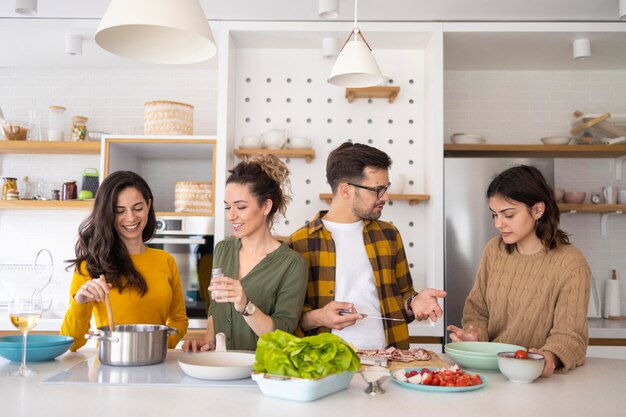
[300,301,362,331]
[411,288,447,321]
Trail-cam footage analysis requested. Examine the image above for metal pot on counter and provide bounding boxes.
[85,324,177,366]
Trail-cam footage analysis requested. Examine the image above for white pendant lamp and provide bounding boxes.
[328,0,383,87]
[65,34,83,56]
[95,0,216,65]
[573,38,591,60]
[319,0,339,19]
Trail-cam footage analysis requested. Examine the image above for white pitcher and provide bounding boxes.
[262,128,288,149]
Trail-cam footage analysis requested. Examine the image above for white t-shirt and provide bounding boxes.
[322,219,386,349]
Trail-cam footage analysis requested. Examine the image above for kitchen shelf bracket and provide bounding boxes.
[615,155,626,181]
[600,211,623,236]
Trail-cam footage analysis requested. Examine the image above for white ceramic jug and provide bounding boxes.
[262,128,288,149]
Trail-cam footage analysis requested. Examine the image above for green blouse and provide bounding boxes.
[208,238,308,351]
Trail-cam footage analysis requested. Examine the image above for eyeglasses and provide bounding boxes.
[347,182,391,199]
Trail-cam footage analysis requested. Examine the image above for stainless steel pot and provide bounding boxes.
[85,324,177,366]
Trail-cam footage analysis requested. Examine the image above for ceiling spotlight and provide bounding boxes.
[319,0,339,19]
[65,34,83,56]
[322,37,339,58]
[15,0,37,16]
[573,39,591,60]
[620,0,626,20]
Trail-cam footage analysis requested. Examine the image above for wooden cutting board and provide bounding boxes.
[362,351,450,371]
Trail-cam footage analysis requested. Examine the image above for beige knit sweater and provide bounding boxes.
[462,236,591,372]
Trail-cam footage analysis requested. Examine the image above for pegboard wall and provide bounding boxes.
[232,48,432,289]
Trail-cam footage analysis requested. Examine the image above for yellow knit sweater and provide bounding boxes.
[462,237,591,372]
[60,248,188,351]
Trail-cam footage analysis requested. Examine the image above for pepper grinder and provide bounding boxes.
[603,270,623,319]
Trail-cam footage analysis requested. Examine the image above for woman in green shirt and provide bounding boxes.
[183,154,308,351]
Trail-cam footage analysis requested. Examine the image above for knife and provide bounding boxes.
[338,309,405,322]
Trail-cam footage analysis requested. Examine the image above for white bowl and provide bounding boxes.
[451,133,486,144]
[497,352,544,383]
[177,351,255,380]
[540,136,572,145]
[251,371,353,402]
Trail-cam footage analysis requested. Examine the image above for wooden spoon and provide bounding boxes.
[100,274,115,331]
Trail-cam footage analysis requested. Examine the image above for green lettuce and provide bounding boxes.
[253,330,361,379]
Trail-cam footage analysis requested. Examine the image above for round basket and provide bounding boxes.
[175,182,212,214]
[144,100,194,135]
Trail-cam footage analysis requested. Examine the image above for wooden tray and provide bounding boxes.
[362,351,450,371]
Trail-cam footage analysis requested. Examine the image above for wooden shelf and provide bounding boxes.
[234,147,315,163]
[444,144,626,158]
[345,86,400,103]
[320,193,430,206]
[558,204,626,213]
[0,200,94,209]
[0,140,100,155]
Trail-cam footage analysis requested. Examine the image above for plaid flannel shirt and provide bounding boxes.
[288,211,416,349]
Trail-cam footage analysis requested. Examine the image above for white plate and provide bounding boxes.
[177,351,255,380]
[540,136,572,145]
[450,133,486,144]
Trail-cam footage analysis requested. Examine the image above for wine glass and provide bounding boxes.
[8,287,43,376]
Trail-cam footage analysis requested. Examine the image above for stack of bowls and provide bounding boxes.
[0,335,73,362]
[444,342,525,372]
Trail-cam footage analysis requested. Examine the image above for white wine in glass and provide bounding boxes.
[8,287,42,376]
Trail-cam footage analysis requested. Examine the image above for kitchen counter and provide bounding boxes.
[1,350,624,417]
[588,317,626,339]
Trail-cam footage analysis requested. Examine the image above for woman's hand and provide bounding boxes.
[529,348,560,377]
[447,324,478,342]
[208,276,247,313]
[181,339,215,353]
[74,275,112,304]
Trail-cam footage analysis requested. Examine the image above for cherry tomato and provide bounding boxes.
[514,349,529,359]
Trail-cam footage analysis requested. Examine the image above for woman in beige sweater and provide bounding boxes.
[448,165,590,376]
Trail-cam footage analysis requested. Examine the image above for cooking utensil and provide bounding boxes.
[85,324,177,366]
[571,111,626,138]
[101,274,115,330]
[338,309,405,322]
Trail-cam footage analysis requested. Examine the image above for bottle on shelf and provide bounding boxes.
[603,269,622,319]
[48,105,66,141]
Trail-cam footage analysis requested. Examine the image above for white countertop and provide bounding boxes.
[588,317,626,339]
[1,350,624,417]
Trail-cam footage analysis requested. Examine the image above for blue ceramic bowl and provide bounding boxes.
[0,335,73,362]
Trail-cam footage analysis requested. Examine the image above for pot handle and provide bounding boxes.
[85,332,120,343]
[166,327,178,336]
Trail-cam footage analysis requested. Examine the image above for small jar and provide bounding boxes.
[2,177,18,200]
[61,180,77,200]
[71,115,88,141]
[51,189,60,200]
[48,105,66,141]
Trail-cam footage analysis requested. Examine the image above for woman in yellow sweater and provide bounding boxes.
[60,171,188,351]
[448,165,590,376]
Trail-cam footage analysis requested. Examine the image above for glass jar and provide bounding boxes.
[48,105,66,141]
[71,115,88,141]
[61,180,77,200]
[2,177,18,200]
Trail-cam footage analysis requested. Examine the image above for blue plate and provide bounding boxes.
[0,335,74,347]
[0,336,73,362]
[391,367,487,393]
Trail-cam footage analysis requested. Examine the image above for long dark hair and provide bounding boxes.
[486,165,569,254]
[66,170,157,295]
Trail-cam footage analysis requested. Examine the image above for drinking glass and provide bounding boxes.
[8,287,43,376]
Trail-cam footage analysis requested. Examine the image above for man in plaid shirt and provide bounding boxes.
[288,142,446,349]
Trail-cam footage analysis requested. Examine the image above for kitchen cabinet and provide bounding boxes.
[345,86,401,103]
[233,147,315,163]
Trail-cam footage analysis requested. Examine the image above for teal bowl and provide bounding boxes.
[0,335,73,362]
[446,350,500,372]
[445,342,525,357]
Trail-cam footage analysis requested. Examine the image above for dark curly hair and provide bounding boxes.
[487,164,569,254]
[66,170,156,295]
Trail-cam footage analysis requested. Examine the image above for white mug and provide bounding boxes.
[289,137,312,148]
[602,186,618,204]
[618,190,626,205]
[241,136,262,147]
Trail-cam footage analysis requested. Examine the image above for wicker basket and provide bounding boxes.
[144,100,194,135]
[175,182,212,214]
